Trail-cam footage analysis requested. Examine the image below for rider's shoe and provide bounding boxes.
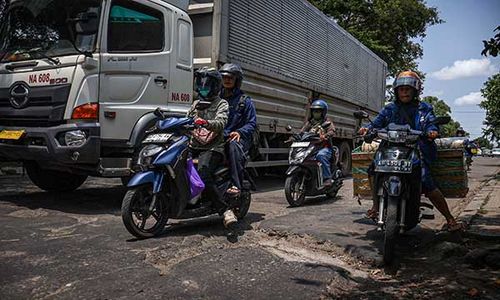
[223,209,238,228]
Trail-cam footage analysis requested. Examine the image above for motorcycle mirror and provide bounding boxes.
[154,107,166,119]
[285,125,293,132]
[353,110,369,119]
[433,116,451,125]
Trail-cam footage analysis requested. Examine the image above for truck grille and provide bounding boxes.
[0,84,71,127]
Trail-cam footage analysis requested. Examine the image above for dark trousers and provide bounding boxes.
[196,150,226,212]
[227,140,248,190]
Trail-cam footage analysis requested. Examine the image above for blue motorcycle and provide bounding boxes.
[121,108,252,239]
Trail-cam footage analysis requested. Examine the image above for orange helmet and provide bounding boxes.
[393,70,422,94]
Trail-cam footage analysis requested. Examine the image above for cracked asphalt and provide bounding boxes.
[1,157,499,299]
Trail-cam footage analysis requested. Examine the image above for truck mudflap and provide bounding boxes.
[0,123,100,165]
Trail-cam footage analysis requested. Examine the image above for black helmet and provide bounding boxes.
[456,127,466,136]
[219,63,243,89]
[194,67,222,101]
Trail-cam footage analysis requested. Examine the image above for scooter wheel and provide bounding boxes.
[285,173,306,207]
[121,185,168,239]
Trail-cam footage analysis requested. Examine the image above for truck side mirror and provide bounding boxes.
[72,12,99,35]
[285,125,293,132]
[353,110,369,119]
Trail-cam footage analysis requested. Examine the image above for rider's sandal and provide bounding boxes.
[226,186,241,197]
[364,208,379,220]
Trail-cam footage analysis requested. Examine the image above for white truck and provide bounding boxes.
[0,0,386,192]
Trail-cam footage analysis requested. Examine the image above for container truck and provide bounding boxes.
[0,0,386,192]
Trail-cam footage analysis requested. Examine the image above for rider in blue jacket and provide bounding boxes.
[359,71,462,231]
[219,63,257,196]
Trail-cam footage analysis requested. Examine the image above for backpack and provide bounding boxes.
[238,94,261,160]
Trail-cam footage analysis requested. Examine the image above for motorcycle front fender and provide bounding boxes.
[385,175,402,197]
[286,166,300,176]
[128,171,165,194]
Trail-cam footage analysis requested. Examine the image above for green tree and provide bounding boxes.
[479,73,500,143]
[474,136,493,149]
[310,0,443,76]
[422,96,463,138]
[481,26,500,57]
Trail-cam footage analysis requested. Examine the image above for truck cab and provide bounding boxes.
[0,0,193,191]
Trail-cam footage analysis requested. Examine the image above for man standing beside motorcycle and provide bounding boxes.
[187,67,236,228]
[300,100,336,187]
[219,63,257,197]
[456,127,477,171]
[358,71,463,232]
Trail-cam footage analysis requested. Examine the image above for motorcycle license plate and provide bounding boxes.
[143,133,173,143]
[375,159,412,173]
[291,142,310,148]
[0,130,25,140]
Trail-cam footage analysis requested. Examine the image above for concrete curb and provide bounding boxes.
[458,178,500,241]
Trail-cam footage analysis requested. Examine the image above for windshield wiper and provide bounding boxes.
[2,48,61,65]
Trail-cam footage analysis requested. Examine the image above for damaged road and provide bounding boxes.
[1,157,499,299]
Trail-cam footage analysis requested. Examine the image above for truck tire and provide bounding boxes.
[338,141,352,176]
[25,162,87,192]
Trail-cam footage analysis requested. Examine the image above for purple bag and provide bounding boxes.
[186,158,205,198]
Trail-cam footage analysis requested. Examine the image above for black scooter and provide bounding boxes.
[284,123,343,207]
[354,110,449,263]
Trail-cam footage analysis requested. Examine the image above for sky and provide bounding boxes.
[416,0,500,139]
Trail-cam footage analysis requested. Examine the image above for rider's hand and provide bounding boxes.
[229,131,241,142]
[194,118,208,127]
[358,127,369,136]
[319,133,326,141]
[427,131,438,140]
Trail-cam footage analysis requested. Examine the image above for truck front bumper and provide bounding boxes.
[0,123,100,165]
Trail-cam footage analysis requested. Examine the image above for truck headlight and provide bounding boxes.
[64,130,87,147]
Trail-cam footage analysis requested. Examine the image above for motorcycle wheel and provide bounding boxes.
[234,191,251,220]
[285,173,306,207]
[383,195,399,264]
[121,185,168,239]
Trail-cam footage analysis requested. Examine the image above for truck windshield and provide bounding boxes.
[0,0,101,63]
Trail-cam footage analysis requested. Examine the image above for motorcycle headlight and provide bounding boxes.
[140,144,164,158]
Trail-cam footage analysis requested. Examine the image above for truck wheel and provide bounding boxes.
[338,141,352,176]
[25,162,87,192]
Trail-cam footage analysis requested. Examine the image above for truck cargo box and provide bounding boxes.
[352,149,469,199]
[189,0,387,136]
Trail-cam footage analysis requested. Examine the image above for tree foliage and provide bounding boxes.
[481,26,500,57]
[310,0,442,76]
[422,96,463,138]
[479,73,500,143]
[474,136,493,149]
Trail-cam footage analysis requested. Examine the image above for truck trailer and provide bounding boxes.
[0,0,386,192]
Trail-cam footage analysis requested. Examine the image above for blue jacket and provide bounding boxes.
[222,88,257,147]
[367,101,439,162]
